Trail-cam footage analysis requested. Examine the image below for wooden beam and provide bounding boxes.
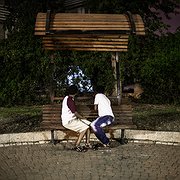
[43,46,128,52]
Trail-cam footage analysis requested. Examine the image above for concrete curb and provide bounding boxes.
[0,130,180,147]
[125,130,180,146]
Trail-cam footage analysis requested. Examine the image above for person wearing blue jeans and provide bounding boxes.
[91,86,114,147]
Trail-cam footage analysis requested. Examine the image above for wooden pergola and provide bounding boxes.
[34,11,145,103]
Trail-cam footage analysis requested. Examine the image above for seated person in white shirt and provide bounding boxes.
[61,85,91,152]
[91,86,114,148]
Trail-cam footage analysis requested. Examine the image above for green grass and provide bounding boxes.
[133,104,180,132]
[133,104,180,119]
[0,106,42,134]
[0,106,42,119]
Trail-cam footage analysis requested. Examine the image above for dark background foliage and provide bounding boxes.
[0,0,179,106]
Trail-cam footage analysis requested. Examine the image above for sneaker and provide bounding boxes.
[72,146,87,152]
[97,143,111,151]
[103,143,110,148]
[91,143,102,150]
[84,143,92,149]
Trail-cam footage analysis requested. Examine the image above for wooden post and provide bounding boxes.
[111,53,117,96]
[111,52,122,105]
[49,54,55,104]
[115,52,122,105]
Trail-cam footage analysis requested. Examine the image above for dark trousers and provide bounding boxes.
[91,115,114,145]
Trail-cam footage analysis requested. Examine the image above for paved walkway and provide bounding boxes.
[0,141,179,180]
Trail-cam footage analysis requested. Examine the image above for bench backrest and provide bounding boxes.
[41,103,133,130]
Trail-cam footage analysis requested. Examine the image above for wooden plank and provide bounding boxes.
[42,111,132,116]
[42,38,129,47]
[42,112,132,117]
[52,14,127,20]
[41,119,134,124]
[44,34,129,38]
[42,41,128,48]
[43,38,129,43]
[43,47,128,51]
[43,40,128,45]
[41,123,137,130]
[43,39,128,44]
[36,27,131,31]
[42,47,128,52]
[42,115,132,121]
[43,43,128,48]
[35,21,130,26]
[42,103,131,108]
[41,124,137,130]
[36,12,128,20]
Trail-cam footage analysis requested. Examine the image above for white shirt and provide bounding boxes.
[94,93,114,117]
[61,96,76,125]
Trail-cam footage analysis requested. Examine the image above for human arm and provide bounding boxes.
[75,111,84,119]
[67,96,85,119]
[94,104,98,111]
[94,93,98,112]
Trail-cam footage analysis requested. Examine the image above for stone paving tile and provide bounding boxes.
[0,141,179,180]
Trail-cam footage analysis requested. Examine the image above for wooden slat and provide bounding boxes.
[43,40,128,46]
[42,46,128,52]
[42,104,131,109]
[36,12,128,20]
[43,37,128,42]
[42,112,132,117]
[42,37,129,42]
[35,21,131,25]
[41,123,137,130]
[41,118,133,124]
[43,43,128,49]
[41,115,132,120]
[43,39,128,44]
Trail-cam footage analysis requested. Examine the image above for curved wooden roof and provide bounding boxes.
[34,12,145,51]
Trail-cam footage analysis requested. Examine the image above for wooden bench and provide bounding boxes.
[41,100,137,145]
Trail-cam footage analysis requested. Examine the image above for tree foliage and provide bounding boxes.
[140,32,180,103]
[85,0,179,34]
[0,0,179,106]
[120,31,180,104]
[0,0,49,106]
